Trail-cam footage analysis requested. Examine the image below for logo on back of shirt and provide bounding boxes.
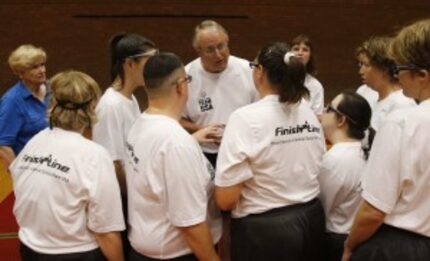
[198,91,214,112]
[275,121,320,136]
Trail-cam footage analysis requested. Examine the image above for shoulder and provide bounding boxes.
[1,82,22,102]
[185,58,201,73]
[305,74,323,89]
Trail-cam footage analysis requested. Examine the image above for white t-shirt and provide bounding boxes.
[93,87,141,163]
[183,55,259,153]
[125,113,222,259]
[10,128,125,254]
[318,142,366,234]
[371,89,416,130]
[361,100,430,237]
[215,95,325,218]
[356,84,378,111]
[304,74,324,116]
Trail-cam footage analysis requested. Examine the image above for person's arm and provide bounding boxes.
[0,145,15,168]
[215,183,243,211]
[94,231,124,261]
[180,117,203,133]
[192,124,224,145]
[178,221,220,261]
[113,160,127,196]
[341,200,386,261]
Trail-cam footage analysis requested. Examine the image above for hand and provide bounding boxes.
[192,124,225,144]
[341,246,353,261]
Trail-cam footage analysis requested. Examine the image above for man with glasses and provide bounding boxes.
[125,52,222,261]
[180,20,258,167]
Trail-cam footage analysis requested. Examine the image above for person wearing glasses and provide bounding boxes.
[318,91,374,261]
[342,19,430,261]
[93,33,157,196]
[10,70,125,261]
[215,42,326,260]
[356,36,415,131]
[0,44,49,168]
[291,34,325,117]
[125,53,222,261]
[180,20,258,167]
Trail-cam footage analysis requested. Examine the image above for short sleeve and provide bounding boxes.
[215,112,254,187]
[0,97,22,146]
[163,144,208,227]
[361,119,402,214]
[86,150,125,233]
[312,83,324,115]
[93,103,124,161]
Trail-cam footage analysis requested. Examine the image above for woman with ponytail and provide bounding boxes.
[215,42,326,260]
[318,90,374,261]
[93,33,157,196]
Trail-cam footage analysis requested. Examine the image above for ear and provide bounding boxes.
[417,69,430,82]
[175,81,186,96]
[336,115,347,128]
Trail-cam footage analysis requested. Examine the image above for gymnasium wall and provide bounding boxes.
[0,0,429,107]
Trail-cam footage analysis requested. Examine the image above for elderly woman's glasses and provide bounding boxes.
[202,42,228,55]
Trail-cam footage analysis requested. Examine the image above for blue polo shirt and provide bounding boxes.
[0,81,49,155]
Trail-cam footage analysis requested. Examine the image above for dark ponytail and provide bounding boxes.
[109,33,156,82]
[256,42,309,103]
[336,90,374,159]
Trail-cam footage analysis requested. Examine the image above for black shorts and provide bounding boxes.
[323,232,347,261]
[352,224,430,261]
[20,242,106,261]
[230,198,325,261]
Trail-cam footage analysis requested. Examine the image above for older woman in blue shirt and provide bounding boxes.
[0,44,49,167]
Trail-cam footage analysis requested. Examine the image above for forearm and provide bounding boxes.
[178,221,219,261]
[113,161,127,197]
[179,118,203,133]
[94,231,124,261]
[344,200,386,251]
[0,146,15,168]
[215,184,242,211]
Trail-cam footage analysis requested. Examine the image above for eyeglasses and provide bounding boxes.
[175,75,193,85]
[249,61,260,69]
[324,104,361,127]
[391,64,419,78]
[127,49,159,59]
[201,42,228,55]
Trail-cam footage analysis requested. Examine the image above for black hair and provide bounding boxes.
[143,52,183,89]
[256,42,309,103]
[291,34,317,75]
[336,90,375,159]
[109,33,156,82]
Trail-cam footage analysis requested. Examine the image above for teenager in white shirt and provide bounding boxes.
[180,20,258,167]
[93,33,157,196]
[291,34,325,117]
[356,36,416,131]
[343,19,430,261]
[125,53,221,261]
[11,70,125,261]
[319,90,374,261]
[215,42,326,261]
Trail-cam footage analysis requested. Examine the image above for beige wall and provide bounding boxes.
[0,0,429,107]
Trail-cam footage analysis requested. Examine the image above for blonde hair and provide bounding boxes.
[49,70,101,132]
[8,44,47,75]
[192,20,229,49]
[389,19,430,67]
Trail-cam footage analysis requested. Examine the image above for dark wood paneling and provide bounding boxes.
[0,1,429,107]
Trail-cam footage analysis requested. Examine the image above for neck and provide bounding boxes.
[146,98,181,121]
[23,80,41,94]
[119,78,138,99]
[329,129,359,145]
[377,81,401,101]
[258,83,278,98]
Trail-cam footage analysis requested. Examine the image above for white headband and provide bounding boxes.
[283,52,296,65]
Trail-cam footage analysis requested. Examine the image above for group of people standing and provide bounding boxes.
[1,17,430,261]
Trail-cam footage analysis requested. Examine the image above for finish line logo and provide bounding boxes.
[275,121,320,136]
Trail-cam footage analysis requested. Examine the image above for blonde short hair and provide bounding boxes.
[389,19,430,67]
[192,20,229,49]
[8,44,47,75]
[49,70,101,132]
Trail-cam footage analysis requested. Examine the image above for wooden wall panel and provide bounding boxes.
[0,1,429,107]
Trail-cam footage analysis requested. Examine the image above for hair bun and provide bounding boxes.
[283,52,296,65]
